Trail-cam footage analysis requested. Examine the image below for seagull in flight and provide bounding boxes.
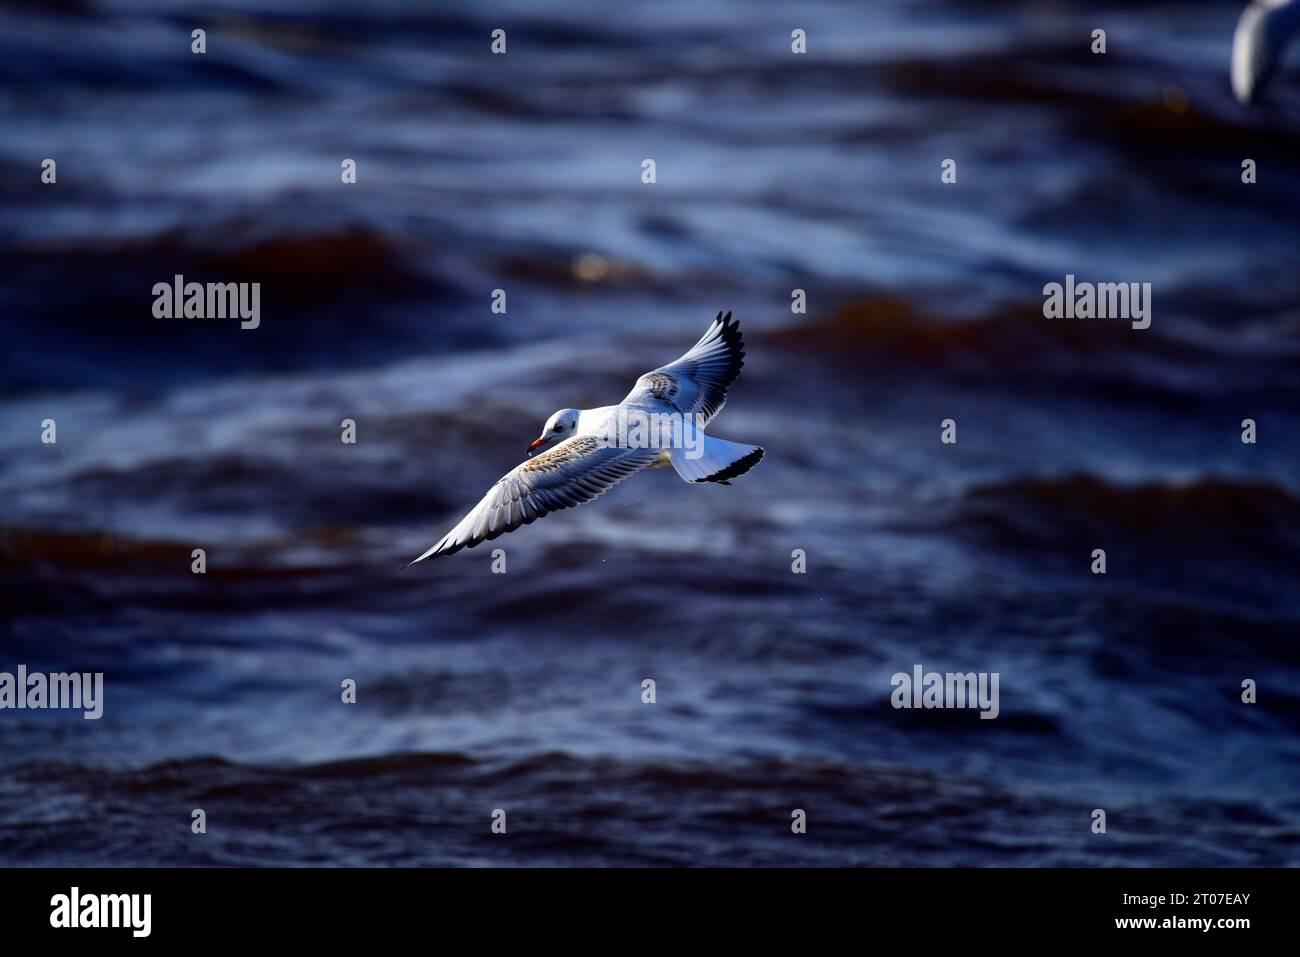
[1232,0,1300,104]
[411,311,764,561]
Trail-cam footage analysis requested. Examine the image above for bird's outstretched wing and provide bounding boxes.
[621,310,745,424]
[410,438,658,561]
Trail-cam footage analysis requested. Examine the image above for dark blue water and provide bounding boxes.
[2,0,1299,865]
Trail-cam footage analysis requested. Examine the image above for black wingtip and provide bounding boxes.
[721,310,744,360]
[696,446,765,484]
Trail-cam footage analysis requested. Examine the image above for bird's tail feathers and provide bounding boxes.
[670,437,764,484]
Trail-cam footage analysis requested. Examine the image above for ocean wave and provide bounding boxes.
[0,227,471,391]
[954,473,1300,617]
[961,472,1300,541]
[3,750,1296,866]
[759,297,1300,404]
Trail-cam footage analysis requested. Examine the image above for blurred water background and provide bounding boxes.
[1,0,1299,865]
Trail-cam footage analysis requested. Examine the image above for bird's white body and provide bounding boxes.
[574,406,686,469]
[411,311,763,561]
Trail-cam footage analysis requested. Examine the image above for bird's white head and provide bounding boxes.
[529,408,581,457]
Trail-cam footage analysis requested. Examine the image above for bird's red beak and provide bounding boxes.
[528,437,547,456]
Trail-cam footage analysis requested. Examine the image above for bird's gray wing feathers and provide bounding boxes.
[410,437,658,561]
[621,310,746,424]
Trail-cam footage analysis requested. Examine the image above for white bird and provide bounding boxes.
[1232,0,1300,105]
[411,311,764,561]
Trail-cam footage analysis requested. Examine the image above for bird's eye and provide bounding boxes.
[554,425,564,432]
